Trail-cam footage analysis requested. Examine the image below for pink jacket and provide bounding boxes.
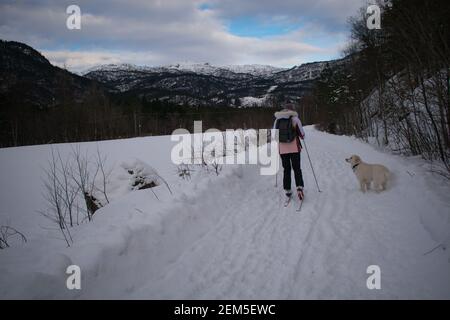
[273,109,305,155]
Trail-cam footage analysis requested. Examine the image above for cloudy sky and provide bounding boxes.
[0,0,366,72]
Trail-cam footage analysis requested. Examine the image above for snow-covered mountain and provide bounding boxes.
[273,61,329,83]
[0,39,346,109]
[84,60,343,106]
[222,64,286,76]
[84,62,287,78]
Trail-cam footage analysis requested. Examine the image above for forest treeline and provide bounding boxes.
[299,0,450,174]
[0,89,278,148]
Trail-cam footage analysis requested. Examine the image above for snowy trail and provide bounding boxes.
[95,128,450,299]
[1,127,449,299]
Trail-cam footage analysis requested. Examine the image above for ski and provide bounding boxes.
[296,189,304,212]
[283,196,292,207]
[296,199,303,212]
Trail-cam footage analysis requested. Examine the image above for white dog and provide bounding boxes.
[345,155,390,192]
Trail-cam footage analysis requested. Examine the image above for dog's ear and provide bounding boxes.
[353,155,361,163]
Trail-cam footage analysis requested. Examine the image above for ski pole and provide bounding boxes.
[275,170,278,187]
[275,172,278,188]
[303,139,322,192]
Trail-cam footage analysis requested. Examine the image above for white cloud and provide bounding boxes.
[206,0,366,31]
[0,0,360,71]
[42,31,332,73]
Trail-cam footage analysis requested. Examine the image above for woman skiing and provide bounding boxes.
[273,102,306,204]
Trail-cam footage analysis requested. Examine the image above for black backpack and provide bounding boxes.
[276,116,296,143]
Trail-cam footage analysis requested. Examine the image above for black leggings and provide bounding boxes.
[280,152,304,192]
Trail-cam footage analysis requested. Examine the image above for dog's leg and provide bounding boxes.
[360,181,366,193]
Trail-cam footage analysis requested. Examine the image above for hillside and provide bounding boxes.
[83,60,344,107]
[0,40,102,108]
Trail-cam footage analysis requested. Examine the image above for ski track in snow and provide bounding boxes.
[104,129,450,299]
[145,130,449,299]
[1,127,449,299]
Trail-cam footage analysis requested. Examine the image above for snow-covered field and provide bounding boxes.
[0,127,449,299]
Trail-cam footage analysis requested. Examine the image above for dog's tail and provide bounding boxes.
[384,169,391,181]
[383,167,393,190]
[385,168,395,189]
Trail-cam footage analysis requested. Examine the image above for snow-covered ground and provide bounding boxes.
[239,86,278,107]
[240,96,268,107]
[0,127,449,299]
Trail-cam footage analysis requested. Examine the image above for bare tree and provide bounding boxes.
[0,225,27,249]
[39,145,112,245]
[177,164,193,180]
[56,150,79,227]
[211,160,222,176]
[39,147,73,246]
[95,145,112,204]
[70,145,101,221]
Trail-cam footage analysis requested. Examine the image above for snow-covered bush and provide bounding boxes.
[177,164,193,180]
[40,145,112,246]
[116,159,173,199]
[120,159,161,191]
